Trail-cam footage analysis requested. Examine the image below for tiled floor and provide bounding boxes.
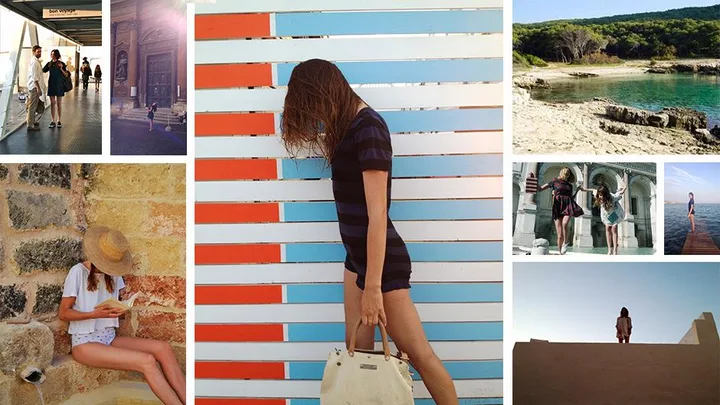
[0,88,102,155]
[111,118,187,156]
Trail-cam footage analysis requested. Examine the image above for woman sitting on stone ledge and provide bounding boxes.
[58,226,186,405]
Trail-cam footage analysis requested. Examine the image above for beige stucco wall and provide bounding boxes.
[514,313,720,405]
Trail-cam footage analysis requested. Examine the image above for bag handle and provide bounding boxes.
[348,318,391,360]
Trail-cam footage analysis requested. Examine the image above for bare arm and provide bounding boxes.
[536,183,551,192]
[58,297,123,321]
[362,170,388,291]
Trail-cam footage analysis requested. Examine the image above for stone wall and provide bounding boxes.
[0,163,185,404]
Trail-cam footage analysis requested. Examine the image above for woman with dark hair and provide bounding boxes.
[616,307,632,343]
[94,65,102,92]
[688,192,696,233]
[59,227,186,405]
[281,59,458,404]
[42,49,70,128]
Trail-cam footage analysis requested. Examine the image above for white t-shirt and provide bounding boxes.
[62,263,125,335]
[27,57,44,92]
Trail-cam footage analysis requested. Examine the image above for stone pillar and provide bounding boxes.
[513,162,539,247]
[650,186,657,248]
[574,163,594,248]
[622,170,639,248]
[127,19,139,103]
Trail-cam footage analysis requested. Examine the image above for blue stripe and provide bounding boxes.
[277,59,503,85]
[290,400,503,405]
[281,155,503,179]
[286,284,502,304]
[283,200,503,222]
[275,10,503,36]
[381,109,503,132]
[288,360,502,380]
[287,322,503,342]
[284,242,503,262]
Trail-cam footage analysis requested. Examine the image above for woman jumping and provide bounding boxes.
[59,226,186,405]
[535,167,585,255]
[281,59,458,404]
[586,181,626,255]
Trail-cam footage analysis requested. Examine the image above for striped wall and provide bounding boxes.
[194,1,504,403]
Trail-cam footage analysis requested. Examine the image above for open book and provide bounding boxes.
[94,292,141,311]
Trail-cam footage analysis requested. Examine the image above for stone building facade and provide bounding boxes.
[512,162,657,250]
[110,0,187,113]
[0,164,185,404]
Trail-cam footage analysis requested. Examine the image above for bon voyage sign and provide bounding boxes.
[43,8,101,19]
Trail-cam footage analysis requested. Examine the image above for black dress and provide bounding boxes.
[546,178,584,220]
[43,61,68,97]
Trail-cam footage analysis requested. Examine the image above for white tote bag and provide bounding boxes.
[320,319,413,405]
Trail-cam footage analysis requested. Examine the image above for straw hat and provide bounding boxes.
[83,226,132,276]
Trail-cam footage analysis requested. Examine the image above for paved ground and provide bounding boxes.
[0,88,102,155]
[110,118,187,155]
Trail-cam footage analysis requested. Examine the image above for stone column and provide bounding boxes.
[513,162,540,248]
[574,163,594,248]
[127,19,139,103]
[622,170,639,248]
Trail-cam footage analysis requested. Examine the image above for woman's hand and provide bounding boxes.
[361,288,386,326]
[92,305,125,319]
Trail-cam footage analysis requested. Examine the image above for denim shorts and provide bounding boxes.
[71,327,116,348]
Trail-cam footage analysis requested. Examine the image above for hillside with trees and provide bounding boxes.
[514,5,720,64]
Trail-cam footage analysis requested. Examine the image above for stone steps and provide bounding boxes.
[116,108,184,124]
[60,381,161,405]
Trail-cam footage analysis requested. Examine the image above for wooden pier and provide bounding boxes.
[681,232,720,255]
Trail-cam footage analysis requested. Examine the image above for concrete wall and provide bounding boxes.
[0,163,185,405]
[514,313,720,405]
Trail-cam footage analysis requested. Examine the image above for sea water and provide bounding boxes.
[665,203,720,254]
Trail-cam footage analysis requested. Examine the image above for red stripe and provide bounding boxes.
[195,14,271,40]
[196,159,278,181]
[196,113,275,136]
[196,285,282,305]
[196,64,273,89]
[196,324,283,342]
[196,361,285,379]
[196,203,280,224]
[195,244,281,265]
[196,399,285,405]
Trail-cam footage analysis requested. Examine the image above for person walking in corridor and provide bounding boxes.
[26,45,45,132]
[94,65,102,92]
[81,57,91,90]
[43,49,71,129]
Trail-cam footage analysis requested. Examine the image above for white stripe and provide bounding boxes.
[196,132,504,158]
[196,303,502,323]
[195,262,504,285]
[196,36,503,64]
[269,13,277,37]
[196,84,503,113]
[196,341,502,361]
[196,221,502,243]
[195,379,503,398]
[196,0,504,13]
[196,178,502,202]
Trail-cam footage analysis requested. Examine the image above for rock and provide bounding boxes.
[513,86,531,106]
[693,129,716,144]
[0,321,53,373]
[18,164,71,189]
[531,238,550,255]
[32,284,63,315]
[646,67,674,74]
[647,113,669,128]
[0,285,27,320]
[661,107,708,132]
[605,105,656,126]
[600,120,630,135]
[593,97,616,103]
[6,190,71,230]
[514,76,551,89]
[0,165,7,181]
[13,238,83,274]
[710,125,720,138]
[569,72,599,78]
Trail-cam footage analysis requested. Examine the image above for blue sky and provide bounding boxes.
[665,163,720,203]
[514,0,719,24]
[514,262,720,343]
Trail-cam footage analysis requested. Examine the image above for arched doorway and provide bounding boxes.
[629,176,655,248]
[588,167,623,248]
[536,163,583,246]
[512,182,521,233]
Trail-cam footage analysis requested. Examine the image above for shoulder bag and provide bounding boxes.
[320,319,413,405]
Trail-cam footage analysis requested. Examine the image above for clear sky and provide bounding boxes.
[513,0,720,24]
[665,163,720,203]
[514,262,720,343]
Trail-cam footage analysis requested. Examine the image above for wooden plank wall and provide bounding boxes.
[194,1,504,403]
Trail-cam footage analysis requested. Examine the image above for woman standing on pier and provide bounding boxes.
[688,192,696,233]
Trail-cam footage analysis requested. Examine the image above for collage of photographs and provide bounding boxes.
[0,0,718,405]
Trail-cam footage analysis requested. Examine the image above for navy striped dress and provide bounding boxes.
[331,107,411,292]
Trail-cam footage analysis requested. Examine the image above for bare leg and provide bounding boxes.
[50,97,57,122]
[72,343,182,405]
[612,225,619,255]
[344,269,374,350]
[605,225,613,254]
[618,337,622,343]
[384,289,458,405]
[554,219,563,254]
[112,337,186,404]
[690,214,695,233]
[561,216,571,253]
[57,96,62,122]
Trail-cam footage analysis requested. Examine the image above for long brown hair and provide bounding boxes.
[87,263,114,293]
[280,59,364,162]
[594,184,614,211]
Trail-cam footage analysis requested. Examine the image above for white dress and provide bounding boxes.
[600,192,625,226]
